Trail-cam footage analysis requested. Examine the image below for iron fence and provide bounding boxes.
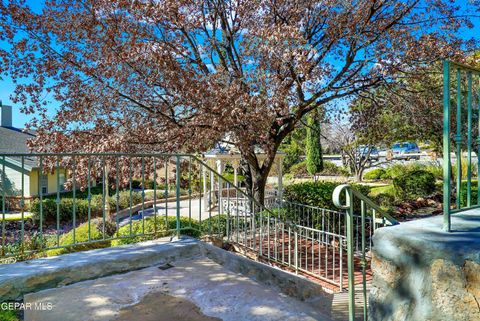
[0,153,274,259]
[1,152,389,292]
[442,60,480,231]
[333,184,398,321]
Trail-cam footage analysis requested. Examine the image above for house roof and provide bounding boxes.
[0,126,37,168]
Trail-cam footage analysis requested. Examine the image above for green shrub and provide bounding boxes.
[46,218,115,256]
[283,173,294,181]
[380,163,442,181]
[200,215,230,236]
[288,161,309,178]
[363,168,386,180]
[0,309,19,321]
[286,160,349,178]
[381,163,420,180]
[113,191,142,210]
[452,158,477,180]
[424,163,443,180]
[284,181,370,210]
[393,170,436,200]
[30,198,97,223]
[111,216,200,246]
[371,192,396,208]
[1,232,46,260]
[221,173,245,184]
[459,180,478,208]
[131,179,156,189]
[321,161,349,176]
[31,190,146,224]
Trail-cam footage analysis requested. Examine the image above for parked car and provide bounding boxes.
[391,142,420,160]
[357,145,380,161]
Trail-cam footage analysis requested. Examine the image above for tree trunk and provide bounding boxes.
[240,154,274,206]
[252,170,267,206]
[355,169,364,182]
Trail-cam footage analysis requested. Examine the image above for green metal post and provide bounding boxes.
[176,156,181,238]
[115,157,120,238]
[56,157,61,246]
[467,72,473,207]
[72,157,76,244]
[455,68,462,209]
[153,157,157,235]
[361,200,367,321]
[141,156,145,234]
[39,156,44,247]
[102,157,106,239]
[129,160,133,236]
[20,156,25,254]
[1,156,5,256]
[346,188,355,321]
[188,156,192,228]
[443,60,452,232]
[165,158,168,228]
[87,158,92,241]
[477,87,480,205]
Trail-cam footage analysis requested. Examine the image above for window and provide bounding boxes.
[40,174,48,195]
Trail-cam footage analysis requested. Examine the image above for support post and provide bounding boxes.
[176,156,181,238]
[276,157,283,203]
[443,60,451,232]
[202,164,208,211]
[346,188,355,321]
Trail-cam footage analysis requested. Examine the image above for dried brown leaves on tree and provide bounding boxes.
[0,0,477,201]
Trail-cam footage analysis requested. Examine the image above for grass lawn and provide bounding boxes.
[0,309,20,321]
[369,184,395,197]
[0,212,34,221]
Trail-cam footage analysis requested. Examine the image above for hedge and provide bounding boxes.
[286,160,349,178]
[111,216,201,246]
[393,170,436,200]
[284,181,371,211]
[30,191,143,223]
[459,180,478,208]
[364,168,386,180]
[46,218,115,256]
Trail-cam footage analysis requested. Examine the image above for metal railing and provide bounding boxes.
[273,201,375,255]
[333,184,398,321]
[226,203,347,289]
[443,60,480,231]
[0,152,358,289]
[0,153,279,260]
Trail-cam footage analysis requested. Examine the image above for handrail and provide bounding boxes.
[332,184,398,225]
[191,155,302,231]
[0,152,195,157]
[333,183,398,321]
[448,60,480,74]
[442,60,480,232]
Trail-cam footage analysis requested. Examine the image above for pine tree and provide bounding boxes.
[306,110,324,178]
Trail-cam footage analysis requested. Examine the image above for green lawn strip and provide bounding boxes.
[369,184,395,197]
[0,213,34,221]
[0,308,20,321]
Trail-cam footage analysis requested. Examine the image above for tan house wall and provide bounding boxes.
[29,168,67,197]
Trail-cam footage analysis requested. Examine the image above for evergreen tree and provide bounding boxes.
[306,110,324,178]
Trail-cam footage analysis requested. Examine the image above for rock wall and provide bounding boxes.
[368,213,480,321]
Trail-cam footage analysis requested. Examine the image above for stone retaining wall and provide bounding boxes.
[369,212,480,321]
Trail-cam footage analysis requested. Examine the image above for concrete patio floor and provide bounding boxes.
[24,257,328,321]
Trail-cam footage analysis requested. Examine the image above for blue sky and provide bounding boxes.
[1,0,479,128]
